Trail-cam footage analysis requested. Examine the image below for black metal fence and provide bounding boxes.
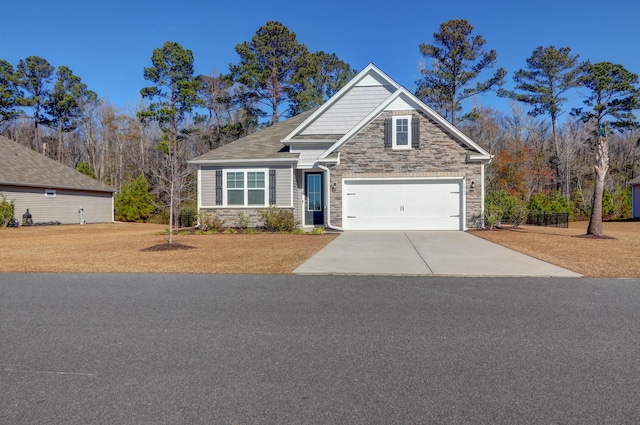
[178,212,195,228]
[526,212,569,228]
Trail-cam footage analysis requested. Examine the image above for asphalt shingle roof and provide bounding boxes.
[0,136,114,192]
[191,108,319,162]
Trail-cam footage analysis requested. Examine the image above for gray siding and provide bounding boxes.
[200,166,220,207]
[1,185,113,224]
[293,170,303,225]
[275,166,292,206]
[199,165,293,208]
[301,85,393,135]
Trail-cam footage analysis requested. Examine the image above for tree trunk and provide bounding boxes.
[551,117,562,193]
[587,134,609,237]
[58,120,64,162]
[168,178,174,245]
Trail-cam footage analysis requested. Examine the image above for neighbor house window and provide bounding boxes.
[393,116,411,149]
[44,189,56,197]
[225,170,267,206]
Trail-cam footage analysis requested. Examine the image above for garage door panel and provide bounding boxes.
[344,179,462,230]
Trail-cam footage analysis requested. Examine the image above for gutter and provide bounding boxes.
[0,181,115,193]
[317,164,344,232]
[188,158,298,165]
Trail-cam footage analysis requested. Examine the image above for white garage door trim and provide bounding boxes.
[342,177,465,231]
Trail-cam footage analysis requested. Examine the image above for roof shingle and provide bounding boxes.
[191,109,318,162]
[0,136,114,192]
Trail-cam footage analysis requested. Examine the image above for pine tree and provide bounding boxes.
[229,21,308,125]
[415,19,506,125]
[498,46,583,192]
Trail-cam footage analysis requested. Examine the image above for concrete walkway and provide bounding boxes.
[294,231,581,277]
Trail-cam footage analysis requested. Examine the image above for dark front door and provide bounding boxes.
[305,172,324,226]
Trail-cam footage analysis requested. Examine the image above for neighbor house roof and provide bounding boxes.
[190,108,318,164]
[629,176,640,185]
[0,136,114,192]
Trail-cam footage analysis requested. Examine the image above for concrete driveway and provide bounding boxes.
[294,231,581,277]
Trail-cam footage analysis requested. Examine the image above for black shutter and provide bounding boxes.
[411,117,420,148]
[384,118,392,148]
[215,169,222,205]
[269,169,276,205]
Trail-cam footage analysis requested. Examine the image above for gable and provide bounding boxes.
[299,85,394,136]
[319,88,491,161]
[285,63,400,140]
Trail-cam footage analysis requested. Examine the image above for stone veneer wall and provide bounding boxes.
[327,110,483,229]
[200,207,295,228]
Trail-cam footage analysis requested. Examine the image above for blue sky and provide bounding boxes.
[3,0,639,116]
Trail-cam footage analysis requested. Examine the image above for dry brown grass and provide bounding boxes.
[470,221,640,278]
[3,221,639,277]
[0,223,337,274]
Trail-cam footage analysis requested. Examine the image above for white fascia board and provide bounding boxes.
[468,153,493,163]
[298,156,340,170]
[281,63,401,142]
[411,97,491,157]
[343,176,464,182]
[393,87,491,156]
[0,181,114,193]
[318,153,339,164]
[188,158,297,166]
[282,139,337,146]
[296,162,317,170]
[282,139,337,153]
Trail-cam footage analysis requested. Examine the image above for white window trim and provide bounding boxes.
[44,189,57,197]
[392,115,412,150]
[223,168,268,207]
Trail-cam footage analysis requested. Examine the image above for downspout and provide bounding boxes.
[318,164,344,231]
[196,166,202,227]
[481,162,485,226]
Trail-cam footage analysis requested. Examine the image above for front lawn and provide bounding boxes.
[470,221,640,277]
[0,223,337,274]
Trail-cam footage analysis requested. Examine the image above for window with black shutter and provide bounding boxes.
[384,115,420,149]
[215,169,222,205]
[384,118,392,148]
[411,117,420,148]
[269,169,276,205]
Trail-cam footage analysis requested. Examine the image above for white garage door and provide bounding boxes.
[343,179,463,230]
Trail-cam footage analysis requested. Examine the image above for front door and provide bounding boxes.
[305,172,324,226]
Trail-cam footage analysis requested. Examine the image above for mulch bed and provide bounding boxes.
[140,243,196,252]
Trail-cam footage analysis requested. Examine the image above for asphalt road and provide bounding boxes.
[1,274,640,424]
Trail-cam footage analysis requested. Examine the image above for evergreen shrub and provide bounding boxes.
[259,206,297,232]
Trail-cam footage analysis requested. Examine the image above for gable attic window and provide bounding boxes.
[384,116,420,149]
[44,189,56,197]
[393,116,410,149]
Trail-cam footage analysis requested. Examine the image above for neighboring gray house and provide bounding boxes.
[631,176,640,219]
[190,64,491,231]
[0,135,114,224]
